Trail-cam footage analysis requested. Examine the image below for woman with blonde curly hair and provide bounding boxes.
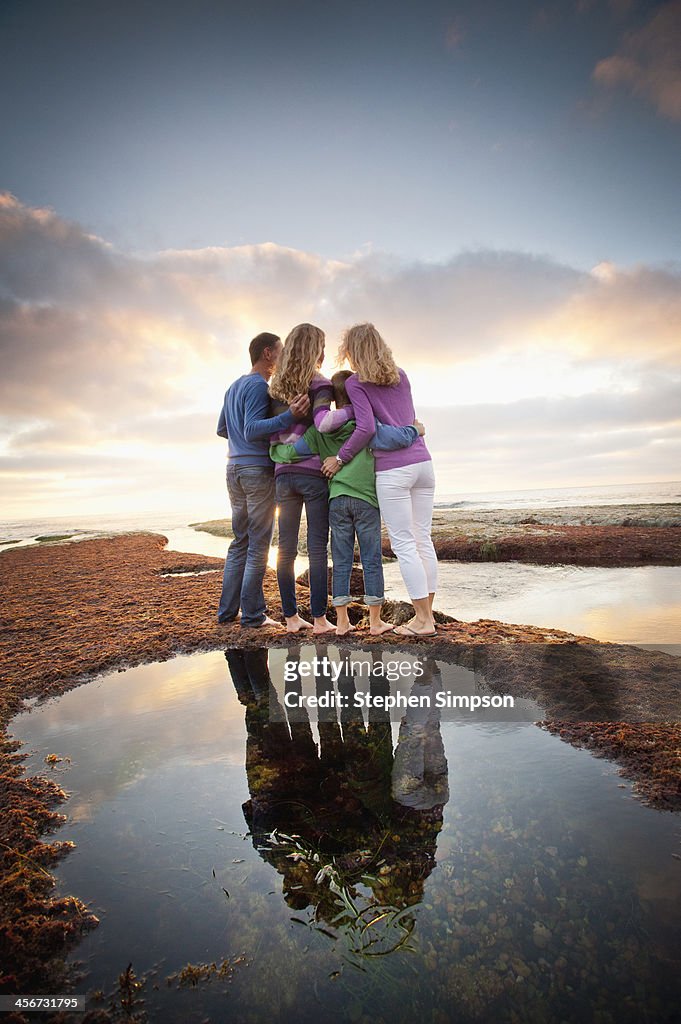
[322,323,437,636]
[269,323,351,634]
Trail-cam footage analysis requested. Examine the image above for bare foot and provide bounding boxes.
[336,622,356,637]
[253,615,284,629]
[285,615,312,632]
[404,615,438,631]
[369,620,394,635]
[393,623,436,637]
[402,614,439,632]
[313,617,337,634]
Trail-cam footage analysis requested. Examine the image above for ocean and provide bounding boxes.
[434,478,681,510]
[2,479,680,547]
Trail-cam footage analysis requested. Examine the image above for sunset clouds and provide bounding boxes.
[593,0,681,120]
[1,193,679,514]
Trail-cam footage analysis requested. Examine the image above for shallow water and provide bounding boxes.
[10,647,681,1023]
[161,530,681,648]
[4,517,680,648]
[384,562,681,649]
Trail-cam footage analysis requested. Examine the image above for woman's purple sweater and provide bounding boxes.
[337,369,431,472]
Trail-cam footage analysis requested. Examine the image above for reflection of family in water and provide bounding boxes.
[225,647,449,946]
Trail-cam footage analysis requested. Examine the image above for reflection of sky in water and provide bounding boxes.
[164,528,307,575]
[383,563,681,647]
[162,529,681,647]
[11,648,681,1022]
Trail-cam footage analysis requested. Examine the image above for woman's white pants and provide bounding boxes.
[375,460,438,601]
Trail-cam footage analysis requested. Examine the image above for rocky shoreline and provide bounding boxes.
[193,502,681,567]
[1,533,680,998]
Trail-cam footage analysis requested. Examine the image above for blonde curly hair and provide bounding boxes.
[269,323,325,403]
[338,323,400,387]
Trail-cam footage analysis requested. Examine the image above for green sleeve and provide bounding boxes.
[269,442,301,464]
[301,425,320,454]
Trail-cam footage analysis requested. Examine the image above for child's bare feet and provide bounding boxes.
[285,614,312,632]
[368,605,393,636]
[369,619,393,635]
[335,609,355,637]
[313,616,337,634]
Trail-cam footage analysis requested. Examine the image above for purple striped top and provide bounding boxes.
[337,369,431,472]
[269,374,352,477]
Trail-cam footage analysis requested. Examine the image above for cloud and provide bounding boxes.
[593,0,681,120]
[1,193,679,514]
[445,19,464,51]
[608,0,636,17]
[419,373,681,490]
[531,261,681,364]
[423,372,681,441]
[327,251,586,363]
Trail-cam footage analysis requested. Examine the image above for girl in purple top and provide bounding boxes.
[322,323,438,636]
[269,323,348,635]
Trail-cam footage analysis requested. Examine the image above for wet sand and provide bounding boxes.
[1,533,680,1000]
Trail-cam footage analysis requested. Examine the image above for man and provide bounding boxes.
[217,332,309,627]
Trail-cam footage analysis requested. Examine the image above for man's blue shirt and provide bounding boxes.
[217,373,294,466]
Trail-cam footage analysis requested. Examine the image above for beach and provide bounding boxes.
[1,530,680,995]
[2,516,680,1007]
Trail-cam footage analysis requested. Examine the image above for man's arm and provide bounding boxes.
[217,402,228,439]
[370,420,420,451]
[242,380,295,441]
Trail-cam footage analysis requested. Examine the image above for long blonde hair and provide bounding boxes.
[338,323,400,386]
[269,323,325,402]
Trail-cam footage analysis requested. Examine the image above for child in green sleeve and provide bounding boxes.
[270,371,423,635]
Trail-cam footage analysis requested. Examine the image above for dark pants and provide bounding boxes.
[329,495,384,606]
[218,464,275,627]
[276,472,329,619]
[224,648,272,704]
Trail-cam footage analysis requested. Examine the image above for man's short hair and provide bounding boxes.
[249,332,280,365]
[331,370,353,407]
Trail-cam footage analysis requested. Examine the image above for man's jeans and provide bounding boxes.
[218,464,275,627]
[276,472,329,619]
[329,495,384,606]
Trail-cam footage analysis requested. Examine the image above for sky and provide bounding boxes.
[1,0,680,518]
